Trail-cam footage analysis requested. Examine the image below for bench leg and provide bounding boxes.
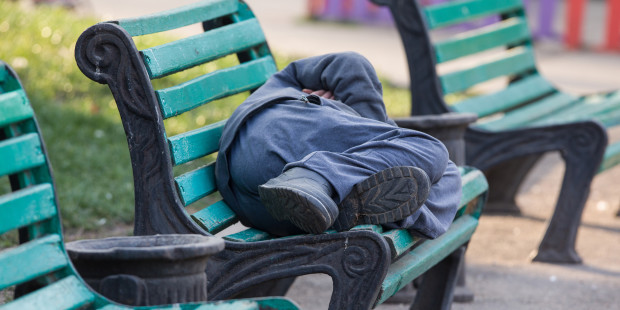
[410,245,466,310]
[466,122,607,263]
[482,154,542,215]
[206,230,390,310]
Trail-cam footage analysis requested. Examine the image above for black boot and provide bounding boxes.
[333,166,431,231]
[259,167,339,234]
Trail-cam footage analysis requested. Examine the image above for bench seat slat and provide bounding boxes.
[99,300,261,310]
[0,234,68,290]
[116,0,238,37]
[531,91,620,127]
[168,119,226,166]
[3,275,94,310]
[440,46,536,94]
[478,92,578,131]
[600,142,620,173]
[191,200,239,234]
[457,167,488,217]
[376,215,478,305]
[451,74,556,117]
[381,229,421,259]
[423,0,522,29]
[223,228,274,242]
[142,19,267,79]
[435,17,530,63]
[0,90,33,128]
[175,164,216,206]
[0,133,46,177]
[0,184,57,235]
[157,56,277,118]
[349,224,383,233]
[594,108,620,128]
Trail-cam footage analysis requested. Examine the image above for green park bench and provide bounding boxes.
[74,0,489,309]
[374,0,615,264]
[0,61,298,310]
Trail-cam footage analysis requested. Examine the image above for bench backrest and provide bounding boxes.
[0,62,99,309]
[390,0,562,129]
[76,0,277,236]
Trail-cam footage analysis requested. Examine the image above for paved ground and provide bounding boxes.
[78,1,620,309]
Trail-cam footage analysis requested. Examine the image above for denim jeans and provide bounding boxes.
[217,52,460,237]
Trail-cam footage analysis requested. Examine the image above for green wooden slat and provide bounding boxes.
[157,56,277,118]
[0,90,32,128]
[175,164,216,206]
[599,142,620,173]
[532,91,620,127]
[451,74,555,117]
[0,184,56,235]
[168,120,226,166]
[440,46,537,94]
[255,298,300,310]
[142,19,267,79]
[349,224,383,233]
[223,228,273,242]
[116,0,238,36]
[2,275,94,310]
[376,215,478,305]
[435,17,530,63]
[0,234,68,290]
[381,229,421,259]
[458,168,488,211]
[594,108,620,128]
[99,300,260,310]
[478,92,577,131]
[99,298,295,310]
[191,200,239,234]
[0,133,45,177]
[423,0,523,29]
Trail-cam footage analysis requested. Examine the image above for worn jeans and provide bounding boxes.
[223,52,461,237]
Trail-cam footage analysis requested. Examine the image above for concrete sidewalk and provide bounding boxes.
[79,1,620,309]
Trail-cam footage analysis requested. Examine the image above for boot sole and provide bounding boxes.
[333,166,430,231]
[258,185,336,234]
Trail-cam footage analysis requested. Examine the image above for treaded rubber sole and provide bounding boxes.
[258,185,336,234]
[333,166,430,231]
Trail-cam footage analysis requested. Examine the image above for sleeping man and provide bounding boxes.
[216,52,461,238]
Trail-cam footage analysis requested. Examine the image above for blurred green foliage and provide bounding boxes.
[0,1,410,233]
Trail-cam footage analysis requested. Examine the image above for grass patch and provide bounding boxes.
[0,2,411,234]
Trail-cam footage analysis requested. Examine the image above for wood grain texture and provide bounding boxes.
[156,56,277,118]
[222,228,274,242]
[0,133,45,177]
[376,215,478,305]
[0,184,56,235]
[423,0,522,29]
[175,164,217,206]
[142,19,267,79]
[440,46,536,94]
[478,92,577,131]
[435,17,530,63]
[116,0,238,36]
[0,90,33,127]
[191,200,239,234]
[168,120,226,166]
[451,74,555,117]
[0,234,68,290]
[2,276,95,310]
